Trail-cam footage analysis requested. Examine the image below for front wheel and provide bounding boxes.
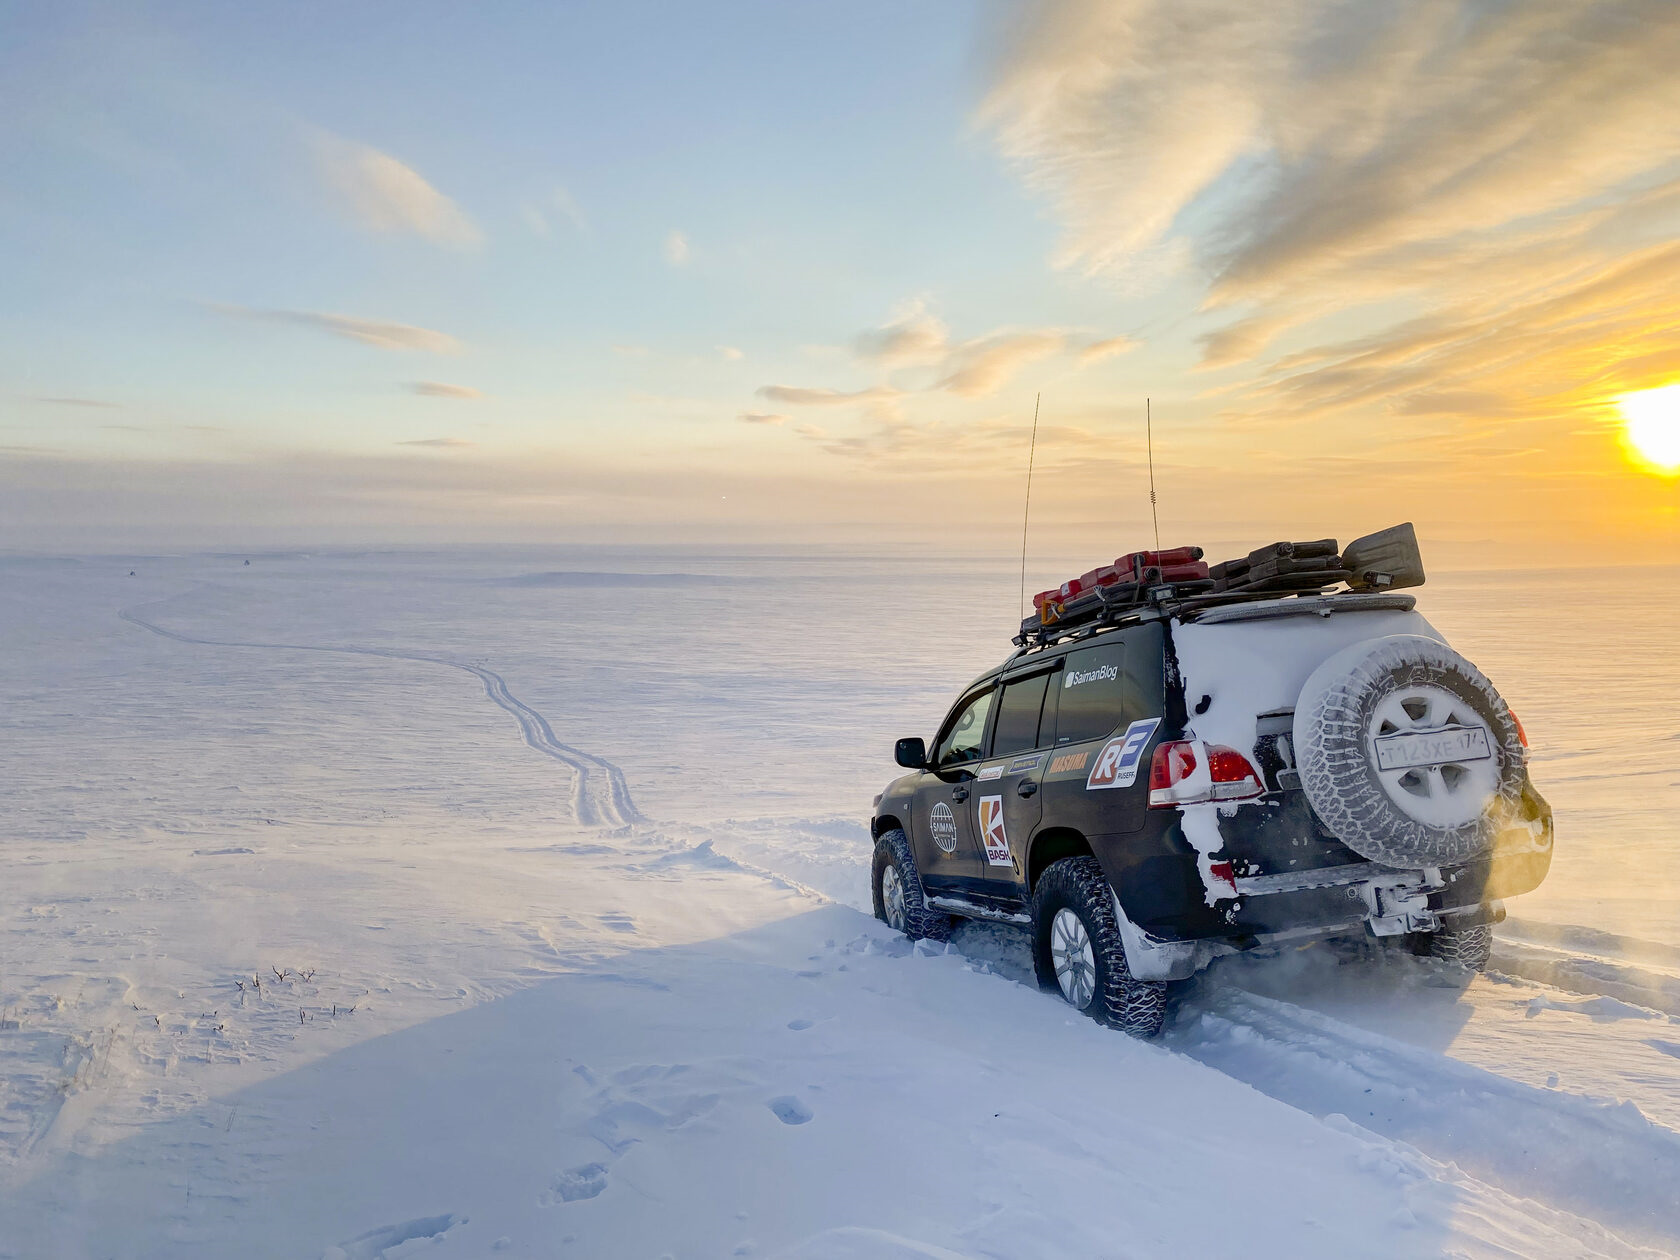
[1031,856,1167,1038]
[871,829,951,942]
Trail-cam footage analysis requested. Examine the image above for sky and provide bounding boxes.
[3,0,1679,562]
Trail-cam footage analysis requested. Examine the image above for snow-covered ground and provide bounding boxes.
[2,549,1678,1258]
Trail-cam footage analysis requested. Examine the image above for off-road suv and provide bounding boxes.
[869,524,1553,1038]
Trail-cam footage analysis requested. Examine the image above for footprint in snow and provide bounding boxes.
[322,1213,461,1259]
[768,1096,813,1125]
[786,1019,813,1031]
[547,1162,610,1204]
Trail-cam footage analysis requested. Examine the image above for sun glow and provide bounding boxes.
[1617,384,1680,476]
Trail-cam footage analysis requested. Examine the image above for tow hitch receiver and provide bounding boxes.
[1356,868,1444,936]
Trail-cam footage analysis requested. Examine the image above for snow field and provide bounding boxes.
[3,551,1679,1257]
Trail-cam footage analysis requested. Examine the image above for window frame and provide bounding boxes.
[988,662,1063,758]
[931,684,998,771]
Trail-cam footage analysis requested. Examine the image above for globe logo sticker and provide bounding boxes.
[929,802,958,853]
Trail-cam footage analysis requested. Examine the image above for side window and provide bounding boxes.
[991,671,1052,758]
[1052,626,1164,746]
[933,688,994,768]
[1054,641,1128,745]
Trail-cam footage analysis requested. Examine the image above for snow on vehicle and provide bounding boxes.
[870,523,1553,1037]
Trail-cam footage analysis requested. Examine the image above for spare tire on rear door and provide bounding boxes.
[1293,634,1526,868]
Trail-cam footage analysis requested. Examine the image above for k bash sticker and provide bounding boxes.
[978,795,1012,867]
[929,802,959,853]
[1086,718,1162,790]
[976,765,1005,781]
[1048,750,1090,775]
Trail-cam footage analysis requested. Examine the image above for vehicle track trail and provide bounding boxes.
[119,605,640,828]
[1167,979,1680,1253]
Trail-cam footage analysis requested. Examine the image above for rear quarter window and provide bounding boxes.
[1054,625,1164,745]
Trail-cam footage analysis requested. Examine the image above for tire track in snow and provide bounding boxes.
[119,606,640,828]
[1166,983,1680,1252]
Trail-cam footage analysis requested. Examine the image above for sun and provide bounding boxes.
[1617,384,1680,476]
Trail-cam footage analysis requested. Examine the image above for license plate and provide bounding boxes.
[1374,726,1492,771]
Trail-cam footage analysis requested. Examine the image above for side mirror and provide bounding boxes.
[894,737,928,769]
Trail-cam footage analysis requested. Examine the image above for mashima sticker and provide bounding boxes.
[978,795,1012,866]
[1086,718,1162,790]
[929,801,959,853]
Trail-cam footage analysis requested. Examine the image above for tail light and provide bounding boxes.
[1148,740,1265,807]
[1509,708,1529,748]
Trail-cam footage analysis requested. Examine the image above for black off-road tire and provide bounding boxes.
[871,828,952,942]
[1425,922,1493,972]
[1295,634,1526,868]
[1031,856,1167,1039]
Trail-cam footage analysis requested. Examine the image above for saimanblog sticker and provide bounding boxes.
[978,795,1011,866]
[929,802,959,853]
[1086,718,1162,790]
[1064,663,1118,688]
[976,765,1005,781]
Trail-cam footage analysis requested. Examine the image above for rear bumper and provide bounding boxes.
[1234,779,1552,938]
[1112,778,1554,952]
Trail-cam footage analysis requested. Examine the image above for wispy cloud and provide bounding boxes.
[765,303,1122,417]
[757,385,900,407]
[937,331,1065,397]
[397,437,474,448]
[522,185,587,238]
[980,0,1680,426]
[318,136,481,248]
[854,301,950,368]
[718,346,744,361]
[664,230,690,266]
[31,396,117,408]
[213,304,461,353]
[411,381,482,399]
[1078,335,1137,365]
[739,412,787,425]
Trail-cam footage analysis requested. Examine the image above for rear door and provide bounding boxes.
[972,662,1060,891]
[908,684,994,889]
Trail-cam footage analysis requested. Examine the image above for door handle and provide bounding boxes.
[1017,780,1038,798]
[952,786,969,803]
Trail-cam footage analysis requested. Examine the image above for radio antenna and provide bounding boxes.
[1146,396,1160,551]
[1019,392,1041,620]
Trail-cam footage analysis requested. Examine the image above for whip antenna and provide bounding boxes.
[1019,392,1041,620]
[1146,396,1160,551]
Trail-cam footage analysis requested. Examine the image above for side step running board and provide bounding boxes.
[927,895,1032,926]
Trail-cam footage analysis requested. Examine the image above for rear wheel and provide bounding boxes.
[1031,856,1167,1038]
[1426,922,1493,971]
[871,829,951,942]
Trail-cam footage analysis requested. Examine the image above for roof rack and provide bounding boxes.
[1014,522,1424,649]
